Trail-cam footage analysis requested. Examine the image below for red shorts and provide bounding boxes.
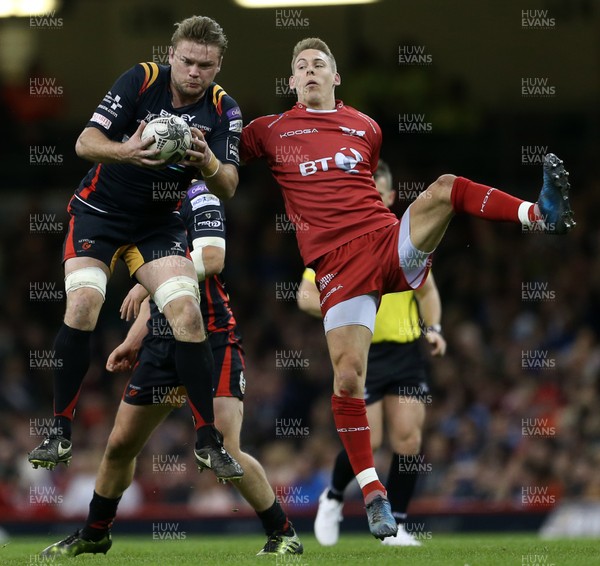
[312,220,431,316]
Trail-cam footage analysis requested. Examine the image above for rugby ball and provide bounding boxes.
[141,115,192,164]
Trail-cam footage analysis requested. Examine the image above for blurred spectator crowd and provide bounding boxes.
[0,103,598,523]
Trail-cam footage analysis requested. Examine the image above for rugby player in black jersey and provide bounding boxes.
[28,16,243,482]
[39,181,303,558]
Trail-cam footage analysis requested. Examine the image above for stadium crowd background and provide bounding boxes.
[0,0,598,528]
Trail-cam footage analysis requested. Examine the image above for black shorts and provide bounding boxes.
[123,330,246,406]
[63,196,188,276]
[363,340,430,405]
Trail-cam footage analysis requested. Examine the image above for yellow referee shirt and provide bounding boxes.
[302,268,421,344]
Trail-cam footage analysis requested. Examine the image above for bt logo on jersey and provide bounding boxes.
[299,147,364,176]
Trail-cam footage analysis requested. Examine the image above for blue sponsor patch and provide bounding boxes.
[187,181,208,199]
[226,106,242,120]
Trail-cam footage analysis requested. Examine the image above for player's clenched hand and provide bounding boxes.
[121,121,168,168]
[120,283,149,321]
[106,343,138,373]
[425,330,447,357]
[180,127,212,169]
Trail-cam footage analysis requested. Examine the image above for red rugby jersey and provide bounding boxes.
[241,101,397,265]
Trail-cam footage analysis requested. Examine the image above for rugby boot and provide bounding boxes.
[257,525,304,555]
[194,426,244,483]
[40,529,112,558]
[536,153,576,234]
[28,436,72,470]
[366,495,398,540]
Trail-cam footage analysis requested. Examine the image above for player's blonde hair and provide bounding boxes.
[171,15,228,54]
[291,38,337,73]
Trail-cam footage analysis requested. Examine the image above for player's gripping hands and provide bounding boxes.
[180,127,219,177]
[75,121,170,169]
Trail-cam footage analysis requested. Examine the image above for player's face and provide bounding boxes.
[289,49,340,109]
[169,40,222,105]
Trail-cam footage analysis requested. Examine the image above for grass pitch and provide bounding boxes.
[3,533,600,565]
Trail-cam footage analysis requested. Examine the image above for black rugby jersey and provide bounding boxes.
[148,181,240,340]
[75,62,242,215]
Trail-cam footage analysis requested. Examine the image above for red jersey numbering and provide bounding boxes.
[241,101,397,265]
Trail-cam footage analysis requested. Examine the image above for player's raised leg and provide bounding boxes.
[28,256,110,470]
[326,321,397,540]
[40,401,172,558]
[381,395,425,547]
[408,153,575,255]
[214,397,303,555]
[135,254,243,482]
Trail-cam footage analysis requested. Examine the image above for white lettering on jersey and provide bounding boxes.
[194,209,224,232]
[229,119,243,133]
[91,112,112,130]
[280,128,318,138]
[299,147,363,176]
[317,272,337,292]
[299,157,333,176]
[191,194,220,211]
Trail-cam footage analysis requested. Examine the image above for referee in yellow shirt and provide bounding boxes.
[298,161,446,547]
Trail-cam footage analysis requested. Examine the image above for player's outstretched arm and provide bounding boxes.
[106,297,150,372]
[75,122,167,168]
[414,272,446,356]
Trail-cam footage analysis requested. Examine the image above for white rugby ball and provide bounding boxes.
[141,115,192,164]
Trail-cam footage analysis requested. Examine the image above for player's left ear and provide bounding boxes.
[333,72,341,86]
[216,56,223,73]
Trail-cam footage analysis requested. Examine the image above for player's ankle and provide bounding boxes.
[363,483,386,505]
[327,488,344,502]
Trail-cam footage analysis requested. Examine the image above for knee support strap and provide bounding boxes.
[153,275,200,313]
[64,267,108,300]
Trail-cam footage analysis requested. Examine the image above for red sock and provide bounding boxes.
[451,176,538,224]
[331,395,386,501]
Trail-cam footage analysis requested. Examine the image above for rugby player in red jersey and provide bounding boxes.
[28,16,243,482]
[240,37,575,539]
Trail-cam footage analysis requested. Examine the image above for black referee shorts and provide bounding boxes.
[364,340,430,405]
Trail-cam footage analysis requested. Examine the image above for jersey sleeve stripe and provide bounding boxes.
[138,62,160,95]
[212,84,226,116]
